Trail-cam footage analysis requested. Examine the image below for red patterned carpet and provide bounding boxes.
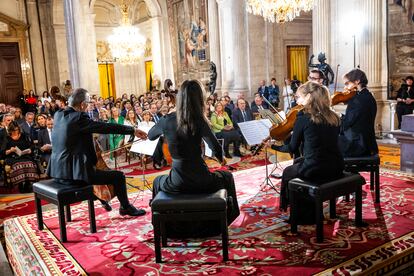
[4,165,414,275]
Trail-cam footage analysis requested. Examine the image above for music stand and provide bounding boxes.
[237,119,279,192]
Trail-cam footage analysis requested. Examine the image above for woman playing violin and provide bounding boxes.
[338,69,378,157]
[268,81,344,224]
[148,80,240,237]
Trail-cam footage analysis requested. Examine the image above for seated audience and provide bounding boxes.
[210,102,242,158]
[38,117,53,166]
[396,76,413,129]
[4,122,39,192]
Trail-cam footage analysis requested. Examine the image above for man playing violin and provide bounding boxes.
[338,69,378,157]
[48,88,148,217]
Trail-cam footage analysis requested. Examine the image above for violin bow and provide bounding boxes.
[333,64,340,93]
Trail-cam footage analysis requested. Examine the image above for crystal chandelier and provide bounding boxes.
[246,0,314,23]
[107,1,145,65]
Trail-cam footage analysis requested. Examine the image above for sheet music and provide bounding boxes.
[130,125,160,156]
[238,119,272,146]
[203,139,213,158]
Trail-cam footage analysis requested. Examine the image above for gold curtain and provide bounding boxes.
[287,46,308,83]
[98,63,116,99]
[145,60,153,92]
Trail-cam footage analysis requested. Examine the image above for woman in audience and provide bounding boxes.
[30,114,47,142]
[40,91,52,104]
[210,102,242,158]
[13,108,24,125]
[4,122,39,192]
[124,109,139,144]
[108,107,124,160]
[268,81,344,224]
[25,90,38,113]
[41,101,55,117]
[148,80,239,238]
[138,110,155,128]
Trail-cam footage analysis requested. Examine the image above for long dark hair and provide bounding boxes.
[176,80,205,135]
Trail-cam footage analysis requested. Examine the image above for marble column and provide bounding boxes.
[208,0,221,93]
[26,0,47,92]
[63,0,80,88]
[217,0,248,97]
[63,0,99,92]
[312,0,330,58]
[151,16,163,81]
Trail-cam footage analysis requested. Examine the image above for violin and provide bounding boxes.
[331,86,358,106]
[252,104,304,155]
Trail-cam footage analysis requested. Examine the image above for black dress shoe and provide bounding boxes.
[99,200,112,212]
[119,205,146,216]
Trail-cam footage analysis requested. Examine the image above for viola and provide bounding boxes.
[331,86,358,106]
[252,104,304,155]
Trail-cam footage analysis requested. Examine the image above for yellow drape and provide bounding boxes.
[145,61,153,92]
[288,46,308,83]
[98,63,116,99]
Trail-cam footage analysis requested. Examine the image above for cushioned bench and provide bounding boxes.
[288,172,366,242]
[344,154,380,203]
[33,179,96,242]
[151,189,228,263]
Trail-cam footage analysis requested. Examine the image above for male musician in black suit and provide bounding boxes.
[338,69,378,157]
[38,117,53,164]
[47,88,148,216]
[232,99,254,128]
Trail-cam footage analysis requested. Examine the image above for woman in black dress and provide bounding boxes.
[148,80,240,237]
[269,81,344,224]
[5,122,39,192]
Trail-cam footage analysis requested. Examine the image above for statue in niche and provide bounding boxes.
[308,52,335,86]
[209,62,217,94]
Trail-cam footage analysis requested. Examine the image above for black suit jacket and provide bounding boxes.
[47,107,134,183]
[20,121,32,137]
[339,88,378,157]
[38,128,51,147]
[232,108,254,128]
[250,102,269,113]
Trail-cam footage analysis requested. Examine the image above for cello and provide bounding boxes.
[92,137,115,202]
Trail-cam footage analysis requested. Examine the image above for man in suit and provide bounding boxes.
[47,88,148,216]
[0,113,14,158]
[232,99,254,129]
[38,117,53,164]
[86,102,99,121]
[121,100,133,118]
[20,112,35,137]
[250,94,269,114]
[338,69,378,157]
[257,80,269,100]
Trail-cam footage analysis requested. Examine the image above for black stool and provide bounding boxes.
[33,179,96,242]
[344,154,380,203]
[288,173,366,243]
[151,189,228,263]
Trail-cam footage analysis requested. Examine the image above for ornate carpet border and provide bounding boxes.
[316,231,414,276]
[4,215,86,276]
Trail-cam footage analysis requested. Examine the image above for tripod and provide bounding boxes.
[260,143,284,193]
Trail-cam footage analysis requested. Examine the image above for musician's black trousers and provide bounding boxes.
[91,169,130,208]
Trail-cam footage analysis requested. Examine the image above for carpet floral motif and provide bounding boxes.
[4,167,414,275]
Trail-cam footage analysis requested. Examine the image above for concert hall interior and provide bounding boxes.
[0,0,413,275]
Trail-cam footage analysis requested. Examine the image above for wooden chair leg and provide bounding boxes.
[58,203,67,242]
[329,198,336,219]
[289,189,298,233]
[153,216,162,263]
[65,204,71,222]
[35,195,43,230]
[221,211,229,261]
[315,198,324,243]
[88,199,96,233]
[355,185,363,226]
